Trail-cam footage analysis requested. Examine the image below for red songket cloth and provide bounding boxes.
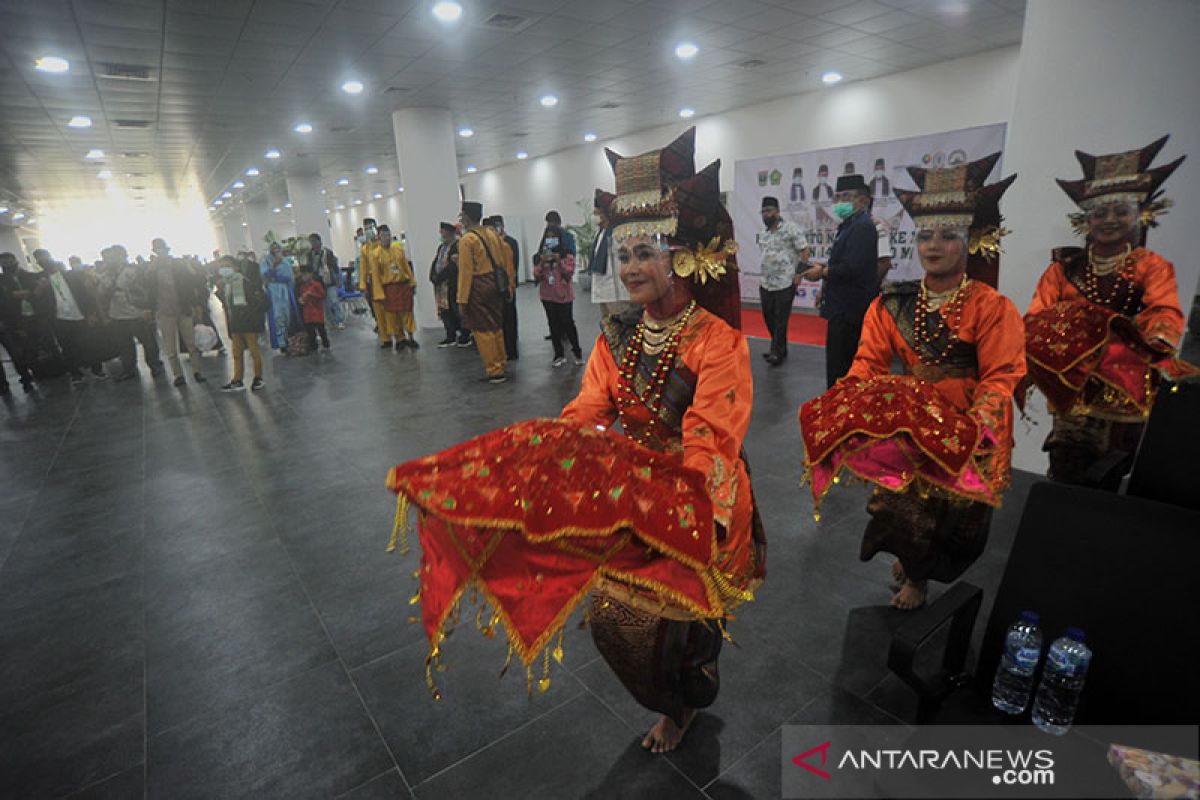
[385,418,737,695]
[800,279,1026,511]
[1024,248,1199,421]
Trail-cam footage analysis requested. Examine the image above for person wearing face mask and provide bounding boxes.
[801,173,884,387]
[800,153,1024,609]
[216,255,267,391]
[756,196,809,366]
[869,157,890,203]
[1024,136,1194,486]
[259,241,301,355]
[588,190,631,318]
[789,167,805,203]
[812,164,833,202]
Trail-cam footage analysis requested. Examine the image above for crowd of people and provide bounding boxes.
[0,199,625,395]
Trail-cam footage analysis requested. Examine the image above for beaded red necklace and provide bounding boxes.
[912,275,970,367]
[1080,244,1136,310]
[615,301,697,447]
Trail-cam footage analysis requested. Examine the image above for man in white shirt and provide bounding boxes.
[756,196,810,366]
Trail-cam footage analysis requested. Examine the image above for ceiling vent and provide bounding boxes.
[100,63,155,82]
[481,12,534,32]
[737,59,767,69]
[121,152,148,158]
[114,119,152,128]
[596,102,621,109]
[330,125,355,133]
[385,86,409,93]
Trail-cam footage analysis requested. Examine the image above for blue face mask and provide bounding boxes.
[544,237,559,250]
[833,202,854,220]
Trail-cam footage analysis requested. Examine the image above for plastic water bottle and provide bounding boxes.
[991,610,1043,714]
[1032,627,1092,735]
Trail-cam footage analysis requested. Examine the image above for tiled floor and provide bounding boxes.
[2,286,1047,799]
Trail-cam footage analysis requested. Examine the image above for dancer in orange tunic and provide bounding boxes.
[801,153,1024,610]
[1023,136,1192,485]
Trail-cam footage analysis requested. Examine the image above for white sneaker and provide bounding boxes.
[552,356,566,368]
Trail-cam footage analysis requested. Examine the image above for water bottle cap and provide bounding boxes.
[1065,626,1085,641]
[1020,610,1040,623]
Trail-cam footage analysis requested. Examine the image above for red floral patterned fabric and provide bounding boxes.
[386,418,727,674]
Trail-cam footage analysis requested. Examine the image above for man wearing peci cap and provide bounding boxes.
[802,172,881,386]
[756,196,809,366]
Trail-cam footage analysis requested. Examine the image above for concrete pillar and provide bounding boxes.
[243,199,273,255]
[286,173,329,243]
[222,215,246,254]
[1000,0,1200,473]
[0,224,25,262]
[392,107,462,329]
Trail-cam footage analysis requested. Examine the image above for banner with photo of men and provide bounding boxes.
[732,123,1008,308]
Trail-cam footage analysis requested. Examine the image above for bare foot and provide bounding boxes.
[890,579,927,610]
[890,560,906,585]
[642,709,697,753]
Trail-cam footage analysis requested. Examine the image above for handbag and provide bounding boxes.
[472,232,509,296]
[286,331,310,356]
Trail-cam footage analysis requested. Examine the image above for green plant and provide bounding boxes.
[564,197,597,269]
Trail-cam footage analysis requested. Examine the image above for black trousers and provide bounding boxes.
[0,327,34,385]
[115,317,162,375]
[542,300,580,359]
[305,321,329,349]
[759,285,795,359]
[825,313,864,388]
[53,319,99,377]
[502,298,519,359]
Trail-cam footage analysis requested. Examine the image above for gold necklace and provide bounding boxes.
[617,301,697,447]
[1088,243,1130,276]
[1082,244,1135,308]
[913,275,969,366]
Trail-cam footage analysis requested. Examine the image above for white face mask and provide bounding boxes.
[792,175,803,185]
[819,176,827,185]
[874,170,884,179]
[219,266,235,279]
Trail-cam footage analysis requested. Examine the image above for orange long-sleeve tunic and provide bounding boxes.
[1026,247,1185,349]
[847,280,1026,452]
[562,306,761,604]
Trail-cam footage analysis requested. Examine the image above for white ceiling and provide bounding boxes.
[0,0,1025,224]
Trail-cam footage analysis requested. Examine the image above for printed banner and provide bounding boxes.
[732,123,1008,308]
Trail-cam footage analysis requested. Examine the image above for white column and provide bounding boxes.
[0,225,25,261]
[1000,0,1200,474]
[221,216,245,254]
[286,173,329,242]
[392,107,462,329]
[243,199,273,255]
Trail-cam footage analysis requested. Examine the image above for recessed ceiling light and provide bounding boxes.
[466,165,477,173]
[323,209,330,214]
[458,127,474,138]
[397,187,404,192]
[516,151,528,160]
[432,1,463,22]
[294,122,313,133]
[584,132,597,142]
[246,167,260,176]
[284,202,292,208]
[67,115,92,128]
[34,56,70,74]
[822,70,843,85]
[273,207,281,213]
[373,192,383,199]
[365,166,379,174]
[221,191,232,198]
[241,222,248,227]
[337,177,349,186]
[97,168,113,179]
[352,199,362,206]
[540,94,559,107]
[336,204,345,210]
[678,107,695,118]
[341,79,364,95]
[85,148,104,160]
[214,200,223,206]
[0,207,8,214]
[675,42,699,60]
[12,212,26,221]
[232,180,245,188]
[264,148,281,159]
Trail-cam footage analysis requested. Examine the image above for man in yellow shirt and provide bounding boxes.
[457,201,511,382]
[362,223,418,349]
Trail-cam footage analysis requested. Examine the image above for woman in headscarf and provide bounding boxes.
[259,241,300,353]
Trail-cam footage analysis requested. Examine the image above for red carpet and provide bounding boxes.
[741,307,827,347]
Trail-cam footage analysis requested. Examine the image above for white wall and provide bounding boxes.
[1001,0,1200,473]
[327,194,407,273]
[463,46,1020,278]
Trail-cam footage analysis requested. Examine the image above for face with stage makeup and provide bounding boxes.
[1085,200,1138,247]
[915,225,967,279]
[616,234,677,308]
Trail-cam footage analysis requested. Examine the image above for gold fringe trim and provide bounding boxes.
[387,494,412,554]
